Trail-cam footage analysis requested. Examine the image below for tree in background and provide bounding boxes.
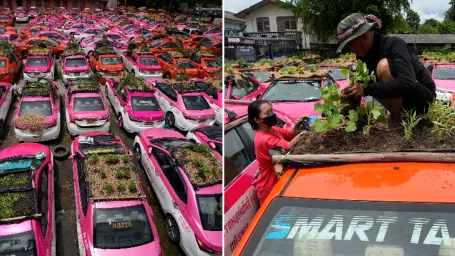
[406,9,420,32]
[418,24,439,34]
[445,0,455,22]
[390,14,413,33]
[280,0,411,41]
[423,18,440,27]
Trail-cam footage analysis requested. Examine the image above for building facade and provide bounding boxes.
[225,11,246,37]
[235,0,312,49]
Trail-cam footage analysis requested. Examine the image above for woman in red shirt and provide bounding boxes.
[248,100,304,205]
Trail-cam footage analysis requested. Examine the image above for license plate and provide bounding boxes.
[110,71,117,74]
[34,72,40,76]
[199,119,207,122]
[144,121,154,125]
[87,119,96,124]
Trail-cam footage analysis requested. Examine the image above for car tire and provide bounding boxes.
[134,144,141,162]
[165,112,175,127]
[165,215,180,244]
[53,145,70,160]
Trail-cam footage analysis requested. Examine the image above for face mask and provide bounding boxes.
[262,112,277,127]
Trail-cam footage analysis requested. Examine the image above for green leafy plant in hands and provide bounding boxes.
[340,60,377,87]
[313,84,350,132]
[401,109,424,141]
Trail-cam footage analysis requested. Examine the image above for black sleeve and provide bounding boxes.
[364,39,417,98]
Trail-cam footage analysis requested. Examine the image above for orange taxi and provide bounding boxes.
[157,51,199,79]
[0,14,13,26]
[15,36,66,58]
[186,40,221,56]
[88,50,125,84]
[232,160,455,255]
[0,51,20,83]
[43,8,55,15]
[149,39,178,54]
[20,25,50,39]
[190,53,221,79]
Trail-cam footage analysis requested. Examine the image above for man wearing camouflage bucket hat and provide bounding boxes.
[337,13,435,129]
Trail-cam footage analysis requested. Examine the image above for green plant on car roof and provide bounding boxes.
[401,109,424,141]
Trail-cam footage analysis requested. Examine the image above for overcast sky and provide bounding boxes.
[225,0,450,23]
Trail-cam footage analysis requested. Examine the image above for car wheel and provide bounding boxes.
[117,113,123,129]
[134,144,141,162]
[165,215,180,244]
[53,145,70,160]
[163,72,170,79]
[165,112,175,127]
[22,51,28,59]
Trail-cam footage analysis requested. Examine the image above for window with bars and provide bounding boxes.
[256,17,270,32]
[285,20,297,30]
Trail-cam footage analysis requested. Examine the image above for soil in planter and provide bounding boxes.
[293,123,455,155]
[0,191,35,219]
[0,172,31,187]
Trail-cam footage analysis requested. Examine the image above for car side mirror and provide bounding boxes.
[208,142,216,149]
[148,146,153,154]
[256,94,261,100]
[233,95,240,100]
[127,150,132,156]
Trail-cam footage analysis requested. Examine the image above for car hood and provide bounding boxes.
[434,79,455,91]
[93,241,161,256]
[272,101,318,120]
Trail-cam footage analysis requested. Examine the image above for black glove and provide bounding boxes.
[293,117,311,132]
[269,146,286,157]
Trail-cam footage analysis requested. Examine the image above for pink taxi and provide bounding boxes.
[191,78,222,124]
[134,128,222,256]
[224,74,267,101]
[72,27,105,42]
[186,125,222,161]
[223,101,294,255]
[243,70,274,87]
[28,7,39,18]
[14,80,61,142]
[428,63,455,101]
[105,78,164,133]
[32,30,70,43]
[148,79,216,131]
[0,143,55,256]
[71,132,162,256]
[64,80,110,136]
[61,54,91,82]
[121,50,163,79]
[14,8,29,22]
[23,52,55,82]
[0,82,13,131]
[322,66,349,88]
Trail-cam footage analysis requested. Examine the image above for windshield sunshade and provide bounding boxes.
[73,97,104,112]
[243,198,455,256]
[94,205,153,249]
[261,80,322,102]
[20,100,52,116]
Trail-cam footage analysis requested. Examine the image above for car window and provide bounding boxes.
[39,166,49,237]
[65,58,86,67]
[196,194,222,231]
[131,55,137,63]
[0,60,5,68]
[204,59,221,68]
[20,100,52,116]
[242,198,455,256]
[230,84,248,99]
[119,88,127,102]
[139,57,159,66]
[328,69,347,81]
[76,158,89,216]
[176,61,195,69]
[244,78,260,94]
[156,83,177,102]
[27,57,49,67]
[101,57,120,65]
[150,41,162,48]
[94,205,153,249]
[107,34,121,40]
[434,67,455,80]
[73,97,104,112]
[153,149,187,203]
[224,128,254,187]
[131,96,160,111]
[0,231,37,255]
[182,95,210,110]
[262,80,322,102]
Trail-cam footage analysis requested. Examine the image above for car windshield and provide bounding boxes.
[0,60,5,68]
[434,67,455,80]
[46,38,59,46]
[150,41,162,48]
[249,71,274,83]
[243,198,455,256]
[101,57,120,65]
[182,95,210,110]
[27,58,48,67]
[94,205,154,249]
[196,194,222,231]
[131,96,160,111]
[0,231,36,256]
[0,16,8,20]
[107,34,120,40]
[139,57,159,66]
[73,97,104,112]
[203,42,214,47]
[177,61,195,69]
[329,68,347,81]
[65,58,86,67]
[261,80,322,102]
[20,100,52,116]
[204,59,220,68]
[84,37,95,44]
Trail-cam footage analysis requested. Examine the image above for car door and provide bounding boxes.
[150,148,177,213]
[39,165,54,255]
[74,156,90,254]
[224,120,260,255]
[114,87,127,116]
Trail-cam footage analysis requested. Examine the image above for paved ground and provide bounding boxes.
[4,23,183,256]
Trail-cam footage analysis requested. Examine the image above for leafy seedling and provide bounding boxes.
[401,109,424,141]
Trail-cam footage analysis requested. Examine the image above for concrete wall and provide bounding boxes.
[242,2,311,49]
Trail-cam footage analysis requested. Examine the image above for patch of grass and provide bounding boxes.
[88,153,99,164]
[0,172,30,186]
[104,155,120,165]
[128,182,137,193]
[121,155,131,163]
[0,193,23,219]
[105,184,113,194]
[117,184,125,192]
[100,170,107,179]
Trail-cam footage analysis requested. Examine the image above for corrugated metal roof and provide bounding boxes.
[225,11,245,23]
[392,34,455,44]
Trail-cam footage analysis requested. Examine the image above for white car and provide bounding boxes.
[0,82,14,130]
[23,55,55,82]
[105,79,165,133]
[121,51,163,79]
[149,80,216,131]
[73,28,105,43]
